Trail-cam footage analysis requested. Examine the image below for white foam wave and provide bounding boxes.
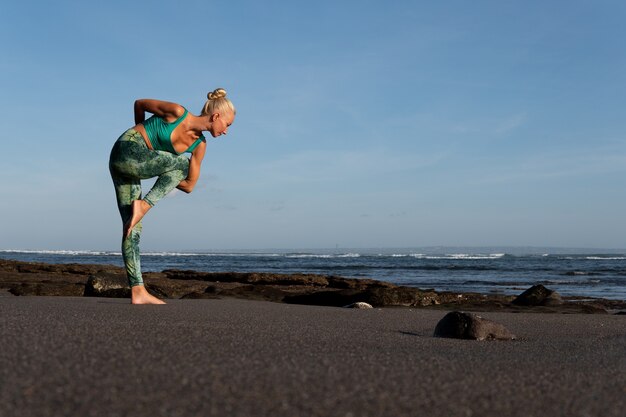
[143,252,215,257]
[0,249,116,256]
[141,252,283,257]
[285,253,361,259]
[403,253,506,260]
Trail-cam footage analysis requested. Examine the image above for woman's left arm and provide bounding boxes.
[176,141,207,193]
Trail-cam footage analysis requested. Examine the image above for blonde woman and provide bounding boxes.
[109,88,236,304]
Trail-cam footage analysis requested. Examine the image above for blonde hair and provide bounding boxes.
[201,87,236,116]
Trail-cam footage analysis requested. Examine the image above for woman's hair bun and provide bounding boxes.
[207,88,227,100]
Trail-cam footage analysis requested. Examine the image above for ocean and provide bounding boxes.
[1,248,625,301]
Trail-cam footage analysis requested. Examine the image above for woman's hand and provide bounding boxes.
[177,142,207,193]
[176,179,195,194]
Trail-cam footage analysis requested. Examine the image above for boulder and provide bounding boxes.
[513,285,563,306]
[84,273,130,298]
[434,311,516,341]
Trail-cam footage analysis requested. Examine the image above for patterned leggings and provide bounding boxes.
[109,129,189,287]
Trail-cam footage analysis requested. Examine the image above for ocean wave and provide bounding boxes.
[543,279,602,285]
[543,254,626,261]
[285,253,361,259]
[585,256,626,260]
[0,249,116,256]
[410,253,507,260]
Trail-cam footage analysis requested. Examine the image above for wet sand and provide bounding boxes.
[1,296,625,417]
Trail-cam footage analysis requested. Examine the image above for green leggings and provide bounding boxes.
[109,129,189,287]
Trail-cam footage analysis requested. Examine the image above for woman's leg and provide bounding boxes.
[110,174,144,287]
[110,134,189,236]
[109,131,177,304]
[110,173,166,305]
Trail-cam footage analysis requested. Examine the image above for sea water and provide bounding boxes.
[1,248,625,300]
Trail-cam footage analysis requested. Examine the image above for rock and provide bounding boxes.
[362,287,440,307]
[163,270,330,286]
[9,282,85,297]
[343,302,373,309]
[281,286,443,308]
[214,284,288,302]
[180,291,220,300]
[84,273,130,298]
[434,311,516,341]
[284,289,364,307]
[513,285,563,306]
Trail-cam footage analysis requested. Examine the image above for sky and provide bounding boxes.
[1,0,625,251]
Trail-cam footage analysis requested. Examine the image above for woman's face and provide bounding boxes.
[209,111,235,137]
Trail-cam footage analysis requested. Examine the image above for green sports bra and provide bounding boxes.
[143,109,206,154]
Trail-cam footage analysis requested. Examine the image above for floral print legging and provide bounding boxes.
[109,129,189,287]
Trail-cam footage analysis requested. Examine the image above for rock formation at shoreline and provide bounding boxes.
[1,259,623,313]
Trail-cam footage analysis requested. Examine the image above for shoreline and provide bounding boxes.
[2,249,625,301]
[2,258,625,313]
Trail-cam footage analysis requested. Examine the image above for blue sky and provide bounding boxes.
[1,0,625,250]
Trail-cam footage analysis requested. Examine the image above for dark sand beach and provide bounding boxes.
[1,295,625,417]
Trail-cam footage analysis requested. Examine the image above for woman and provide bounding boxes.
[109,88,236,304]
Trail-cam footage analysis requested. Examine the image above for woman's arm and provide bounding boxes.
[134,99,185,125]
[176,141,207,193]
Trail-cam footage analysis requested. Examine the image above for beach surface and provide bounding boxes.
[1,296,625,417]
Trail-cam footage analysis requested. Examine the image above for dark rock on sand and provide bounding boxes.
[9,282,85,297]
[362,287,440,307]
[211,284,290,301]
[513,285,563,306]
[84,273,130,298]
[434,311,516,341]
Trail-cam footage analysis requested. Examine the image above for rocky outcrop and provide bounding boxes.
[1,259,624,313]
[434,311,516,341]
[163,270,332,286]
[513,285,563,306]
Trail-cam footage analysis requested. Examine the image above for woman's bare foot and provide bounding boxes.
[124,199,152,239]
[131,285,166,305]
